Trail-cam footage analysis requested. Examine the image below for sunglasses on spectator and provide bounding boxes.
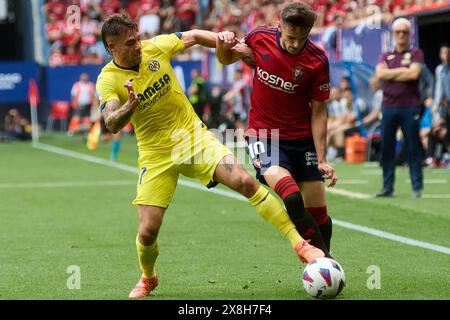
[394,30,409,34]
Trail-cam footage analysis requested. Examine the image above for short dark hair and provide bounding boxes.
[441,43,450,48]
[280,2,317,29]
[101,14,137,54]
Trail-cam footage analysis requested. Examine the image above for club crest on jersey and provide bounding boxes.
[148,60,160,72]
[293,66,303,80]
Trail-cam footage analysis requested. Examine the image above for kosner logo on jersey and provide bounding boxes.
[256,67,298,94]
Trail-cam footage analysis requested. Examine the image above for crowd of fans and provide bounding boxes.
[44,0,449,66]
[41,0,449,168]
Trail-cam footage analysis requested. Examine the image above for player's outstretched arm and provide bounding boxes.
[216,31,241,65]
[216,32,255,66]
[180,29,218,49]
[102,81,139,134]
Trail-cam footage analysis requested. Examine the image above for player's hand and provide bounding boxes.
[124,81,140,110]
[318,163,337,188]
[234,39,256,68]
[217,31,238,51]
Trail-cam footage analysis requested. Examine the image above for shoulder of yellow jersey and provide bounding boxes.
[96,61,121,103]
[143,33,185,58]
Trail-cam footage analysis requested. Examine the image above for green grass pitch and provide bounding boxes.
[0,132,449,299]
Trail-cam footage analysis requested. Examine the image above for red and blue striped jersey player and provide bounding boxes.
[217,2,337,256]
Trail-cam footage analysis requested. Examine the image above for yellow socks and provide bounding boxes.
[248,185,303,247]
[136,234,159,279]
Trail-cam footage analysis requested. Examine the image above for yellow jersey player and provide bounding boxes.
[96,14,324,298]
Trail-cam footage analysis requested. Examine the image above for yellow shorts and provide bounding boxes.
[132,130,232,208]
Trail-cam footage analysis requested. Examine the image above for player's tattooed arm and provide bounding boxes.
[102,82,139,134]
[224,163,234,174]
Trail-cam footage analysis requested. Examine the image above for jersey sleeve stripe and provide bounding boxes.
[246,30,277,43]
[306,42,329,65]
[245,27,277,42]
[305,45,329,75]
[308,43,330,68]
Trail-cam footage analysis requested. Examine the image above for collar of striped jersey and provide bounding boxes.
[276,29,309,56]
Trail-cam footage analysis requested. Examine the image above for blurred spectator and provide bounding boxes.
[175,0,199,31]
[160,0,176,33]
[375,18,424,198]
[45,14,64,44]
[43,0,449,65]
[84,0,103,19]
[433,43,450,116]
[80,14,101,49]
[49,43,65,67]
[418,64,435,152]
[101,0,121,17]
[339,75,351,92]
[362,75,383,127]
[327,86,345,118]
[205,84,226,129]
[222,68,249,144]
[223,69,248,125]
[68,73,96,136]
[137,0,161,39]
[82,45,104,64]
[188,68,208,121]
[327,88,358,161]
[64,45,83,65]
[3,109,32,141]
[44,0,68,21]
[426,43,450,167]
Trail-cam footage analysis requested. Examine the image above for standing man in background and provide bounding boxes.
[375,18,424,198]
[69,73,96,136]
[188,68,207,121]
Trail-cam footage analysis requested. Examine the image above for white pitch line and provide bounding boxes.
[422,194,450,199]
[326,188,371,199]
[34,143,137,174]
[0,180,135,189]
[338,179,369,185]
[405,179,448,184]
[332,220,450,255]
[33,143,450,256]
[360,170,382,175]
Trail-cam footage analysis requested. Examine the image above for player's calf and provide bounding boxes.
[307,206,332,252]
[274,176,331,257]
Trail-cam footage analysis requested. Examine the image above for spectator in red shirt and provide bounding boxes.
[61,21,81,47]
[101,0,121,17]
[137,0,161,39]
[175,0,199,31]
[46,14,63,44]
[64,45,82,65]
[44,0,68,22]
[80,14,100,47]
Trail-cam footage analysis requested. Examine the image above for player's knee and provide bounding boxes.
[241,173,256,186]
[138,224,159,245]
[234,173,258,197]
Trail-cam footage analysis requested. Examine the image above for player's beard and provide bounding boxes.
[131,51,142,66]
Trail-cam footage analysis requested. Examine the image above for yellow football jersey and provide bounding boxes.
[96,34,201,152]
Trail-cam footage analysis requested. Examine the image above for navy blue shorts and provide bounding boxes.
[246,137,324,185]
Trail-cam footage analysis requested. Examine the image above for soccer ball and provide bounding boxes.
[302,258,346,299]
